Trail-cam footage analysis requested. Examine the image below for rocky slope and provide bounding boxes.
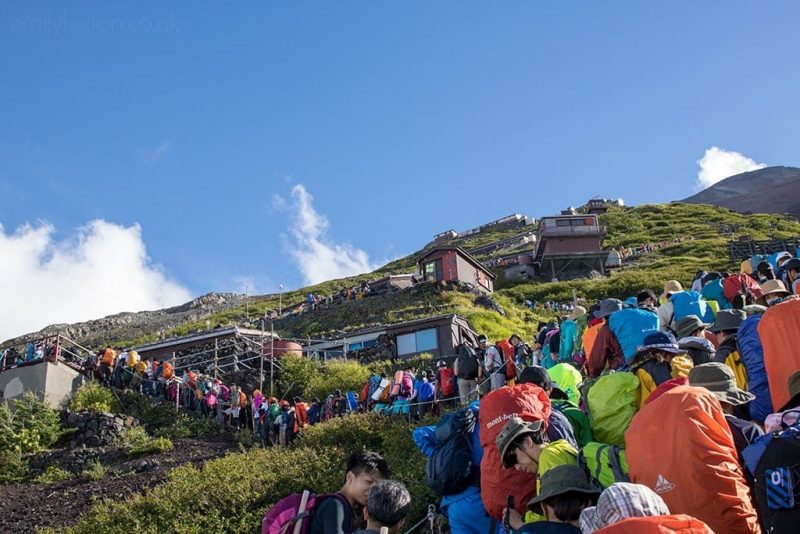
[683,165,800,215]
[0,293,248,350]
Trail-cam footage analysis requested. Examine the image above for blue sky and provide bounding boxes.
[2,2,800,338]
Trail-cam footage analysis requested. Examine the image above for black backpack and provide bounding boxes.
[743,411,800,532]
[425,408,477,495]
[456,344,480,380]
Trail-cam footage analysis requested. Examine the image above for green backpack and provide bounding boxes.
[577,442,630,488]
[585,371,639,447]
[551,399,594,448]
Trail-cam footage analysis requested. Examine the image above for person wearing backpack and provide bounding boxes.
[479,334,506,392]
[353,480,411,534]
[518,366,578,448]
[784,257,800,295]
[308,451,391,534]
[455,343,482,405]
[629,331,693,408]
[586,299,625,378]
[434,360,456,408]
[709,309,749,393]
[688,363,764,465]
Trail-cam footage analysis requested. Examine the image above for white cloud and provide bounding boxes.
[136,138,173,165]
[0,220,192,342]
[278,184,378,285]
[696,146,767,191]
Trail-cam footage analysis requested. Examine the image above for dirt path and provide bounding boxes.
[0,437,237,533]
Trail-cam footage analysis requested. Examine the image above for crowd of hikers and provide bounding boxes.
[265,249,800,534]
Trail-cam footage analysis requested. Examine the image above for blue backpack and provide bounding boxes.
[742,413,800,533]
[425,408,478,495]
[608,308,660,363]
[418,381,435,402]
[701,279,731,310]
[559,319,578,361]
[670,290,715,325]
[738,316,772,423]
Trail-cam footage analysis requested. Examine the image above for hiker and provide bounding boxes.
[691,271,707,293]
[656,280,683,330]
[784,257,800,295]
[434,360,456,409]
[454,344,482,405]
[414,371,435,419]
[510,333,532,369]
[517,366,578,448]
[353,480,411,534]
[275,400,295,445]
[579,483,713,533]
[294,396,309,431]
[688,363,764,464]
[709,309,749,393]
[309,451,390,534]
[756,279,791,307]
[496,416,578,491]
[626,385,761,534]
[586,298,624,378]
[100,345,115,385]
[502,465,600,533]
[308,398,322,425]
[674,315,715,365]
[636,289,658,312]
[479,335,506,392]
[629,331,693,408]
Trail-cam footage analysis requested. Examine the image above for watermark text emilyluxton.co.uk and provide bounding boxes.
[8,11,180,35]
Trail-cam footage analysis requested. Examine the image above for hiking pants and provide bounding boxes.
[490,372,506,391]
[458,378,478,405]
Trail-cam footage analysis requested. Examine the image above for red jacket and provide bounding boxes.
[586,325,624,378]
[595,515,714,533]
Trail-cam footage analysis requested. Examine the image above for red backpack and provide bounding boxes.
[495,340,516,380]
[262,491,351,534]
[438,367,455,397]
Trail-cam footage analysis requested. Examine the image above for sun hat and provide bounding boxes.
[688,362,755,406]
[595,298,623,318]
[757,279,790,306]
[708,309,746,333]
[660,280,684,300]
[579,483,670,533]
[674,315,709,340]
[496,416,545,468]
[568,305,587,320]
[528,464,601,506]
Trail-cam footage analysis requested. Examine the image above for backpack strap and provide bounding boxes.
[594,445,606,484]
[607,446,630,483]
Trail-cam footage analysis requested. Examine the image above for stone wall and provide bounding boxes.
[62,410,138,449]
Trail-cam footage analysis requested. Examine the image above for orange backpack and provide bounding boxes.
[757,298,800,411]
[478,383,550,520]
[625,385,761,534]
[595,514,714,533]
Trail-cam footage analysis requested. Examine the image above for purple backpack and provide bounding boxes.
[262,491,350,534]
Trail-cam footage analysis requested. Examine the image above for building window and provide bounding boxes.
[423,259,443,280]
[396,328,439,356]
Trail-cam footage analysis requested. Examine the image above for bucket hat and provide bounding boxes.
[707,309,746,333]
[674,315,709,340]
[595,298,623,318]
[528,464,600,506]
[660,280,684,300]
[633,331,685,359]
[496,416,545,468]
[688,362,755,406]
[757,279,790,306]
[568,305,587,321]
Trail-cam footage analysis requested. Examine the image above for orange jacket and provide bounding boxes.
[626,385,761,534]
[757,298,800,411]
[595,515,714,533]
[102,347,115,366]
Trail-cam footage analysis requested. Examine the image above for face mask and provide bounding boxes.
[766,296,785,307]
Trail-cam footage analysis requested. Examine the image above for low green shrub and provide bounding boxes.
[34,465,73,484]
[0,392,62,454]
[81,459,106,481]
[69,383,119,413]
[153,413,220,440]
[127,436,173,458]
[306,360,371,400]
[0,449,29,484]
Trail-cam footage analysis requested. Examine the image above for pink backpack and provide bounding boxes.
[262,491,351,534]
